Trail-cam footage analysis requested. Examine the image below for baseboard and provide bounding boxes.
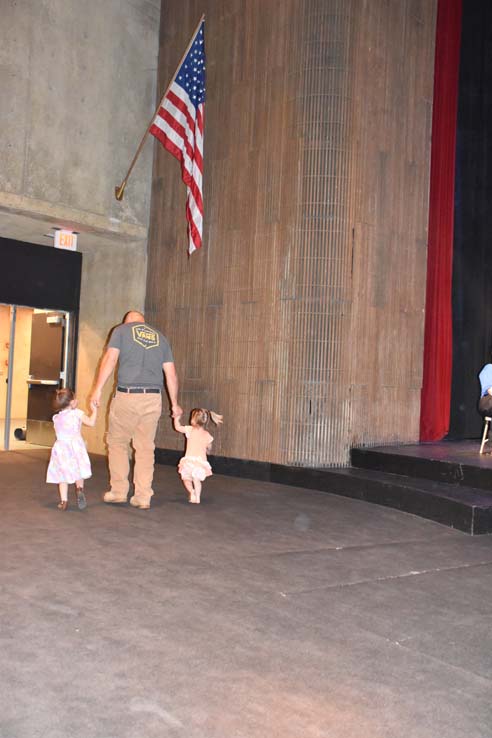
[155,447,274,482]
[155,448,348,492]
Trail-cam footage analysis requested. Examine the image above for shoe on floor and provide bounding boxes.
[76,488,87,510]
[103,491,128,504]
[129,496,150,510]
[57,500,68,511]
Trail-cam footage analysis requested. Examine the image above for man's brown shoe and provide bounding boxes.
[103,491,127,504]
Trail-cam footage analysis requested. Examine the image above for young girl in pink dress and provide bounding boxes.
[174,408,223,504]
[46,388,97,511]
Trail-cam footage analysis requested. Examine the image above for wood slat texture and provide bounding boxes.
[146,0,437,467]
[348,0,437,454]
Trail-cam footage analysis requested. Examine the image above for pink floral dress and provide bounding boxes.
[46,408,92,484]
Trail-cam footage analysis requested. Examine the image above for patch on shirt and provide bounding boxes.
[132,324,160,349]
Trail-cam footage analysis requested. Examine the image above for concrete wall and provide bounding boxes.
[1,0,159,225]
[0,0,162,452]
[76,240,148,452]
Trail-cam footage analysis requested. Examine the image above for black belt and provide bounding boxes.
[117,386,161,394]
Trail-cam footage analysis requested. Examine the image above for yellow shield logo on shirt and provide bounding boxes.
[132,325,160,349]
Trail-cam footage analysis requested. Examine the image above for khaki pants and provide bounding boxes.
[107,392,162,502]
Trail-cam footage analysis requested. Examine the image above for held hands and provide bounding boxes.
[82,399,98,427]
[173,412,186,434]
[171,404,183,419]
[90,388,102,408]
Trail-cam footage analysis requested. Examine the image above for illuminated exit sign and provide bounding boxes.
[54,230,77,251]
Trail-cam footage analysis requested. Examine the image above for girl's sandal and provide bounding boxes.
[76,487,87,510]
[57,500,68,511]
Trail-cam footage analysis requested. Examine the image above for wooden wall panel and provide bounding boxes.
[348,0,437,450]
[147,0,437,466]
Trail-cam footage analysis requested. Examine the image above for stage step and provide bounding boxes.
[319,466,492,535]
[158,441,492,534]
[351,445,492,494]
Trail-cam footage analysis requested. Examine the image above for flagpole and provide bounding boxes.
[115,13,205,201]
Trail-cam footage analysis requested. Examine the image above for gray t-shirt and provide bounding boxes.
[108,322,174,388]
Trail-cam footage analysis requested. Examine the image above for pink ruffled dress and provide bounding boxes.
[178,425,213,482]
[46,408,92,484]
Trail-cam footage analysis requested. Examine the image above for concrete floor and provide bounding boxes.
[1,449,492,738]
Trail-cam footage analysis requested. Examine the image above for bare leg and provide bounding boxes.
[58,483,68,510]
[192,479,202,504]
[182,478,196,503]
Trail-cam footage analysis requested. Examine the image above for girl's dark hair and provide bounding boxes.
[53,388,75,410]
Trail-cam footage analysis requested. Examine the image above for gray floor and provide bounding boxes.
[1,449,492,738]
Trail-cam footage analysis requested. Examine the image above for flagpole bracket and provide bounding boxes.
[115,183,126,201]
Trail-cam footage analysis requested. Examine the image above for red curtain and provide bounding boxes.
[420,0,463,441]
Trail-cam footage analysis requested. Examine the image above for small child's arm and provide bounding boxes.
[81,400,98,427]
[173,414,187,434]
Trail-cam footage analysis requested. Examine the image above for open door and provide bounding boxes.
[26,311,71,446]
[2,307,75,450]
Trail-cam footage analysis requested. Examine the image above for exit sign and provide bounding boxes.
[54,230,77,251]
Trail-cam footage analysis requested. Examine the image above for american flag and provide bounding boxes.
[150,20,206,255]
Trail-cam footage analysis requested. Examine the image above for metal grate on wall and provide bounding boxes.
[280,1,354,467]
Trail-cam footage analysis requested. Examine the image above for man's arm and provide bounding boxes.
[90,347,120,407]
[163,361,183,418]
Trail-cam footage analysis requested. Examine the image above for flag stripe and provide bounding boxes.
[156,107,195,164]
[165,87,196,137]
[151,118,204,213]
[160,92,197,163]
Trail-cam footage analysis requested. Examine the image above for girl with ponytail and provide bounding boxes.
[173,408,223,504]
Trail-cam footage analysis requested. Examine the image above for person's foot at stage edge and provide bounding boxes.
[103,491,128,504]
[129,496,151,510]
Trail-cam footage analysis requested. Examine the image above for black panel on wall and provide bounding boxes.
[449,1,492,439]
[0,237,82,312]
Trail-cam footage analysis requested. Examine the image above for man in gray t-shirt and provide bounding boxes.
[108,321,174,389]
[91,311,182,509]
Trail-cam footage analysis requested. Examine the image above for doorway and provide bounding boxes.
[0,305,76,450]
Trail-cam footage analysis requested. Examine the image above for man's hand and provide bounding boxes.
[171,403,183,419]
[90,388,102,408]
